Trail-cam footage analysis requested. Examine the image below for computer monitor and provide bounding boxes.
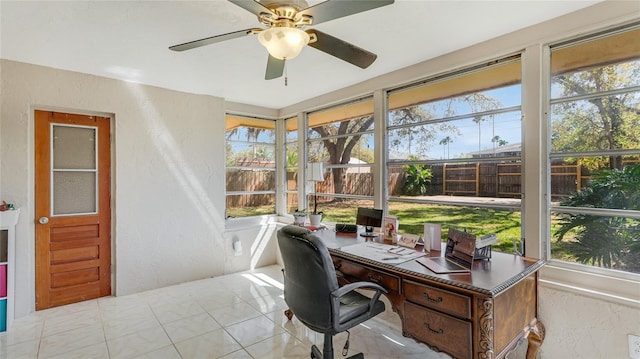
[356,207,383,237]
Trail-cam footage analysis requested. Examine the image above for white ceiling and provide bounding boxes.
[0,0,604,109]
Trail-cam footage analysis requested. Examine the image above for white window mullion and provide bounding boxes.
[521,43,549,260]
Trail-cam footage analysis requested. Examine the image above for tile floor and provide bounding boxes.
[0,265,525,359]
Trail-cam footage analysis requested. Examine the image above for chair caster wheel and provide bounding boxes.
[284,309,293,320]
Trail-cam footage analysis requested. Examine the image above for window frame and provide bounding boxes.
[304,96,377,207]
[224,18,640,305]
[539,23,640,305]
[224,114,278,219]
[384,56,525,252]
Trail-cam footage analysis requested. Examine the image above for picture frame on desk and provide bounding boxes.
[382,216,398,241]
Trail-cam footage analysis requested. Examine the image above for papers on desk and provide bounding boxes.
[339,242,426,265]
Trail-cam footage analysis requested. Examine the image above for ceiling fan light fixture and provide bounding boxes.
[258,27,310,60]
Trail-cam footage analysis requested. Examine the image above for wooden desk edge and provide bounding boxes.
[327,248,546,359]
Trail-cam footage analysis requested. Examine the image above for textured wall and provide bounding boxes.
[0,59,257,317]
[539,285,640,359]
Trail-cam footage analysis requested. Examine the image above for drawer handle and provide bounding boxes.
[422,292,443,303]
[424,322,444,335]
[367,273,383,283]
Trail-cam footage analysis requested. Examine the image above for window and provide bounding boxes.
[549,25,640,276]
[225,115,277,218]
[305,97,375,223]
[386,57,523,253]
[284,117,299,213]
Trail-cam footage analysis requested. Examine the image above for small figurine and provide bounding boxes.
[0,201,7,211]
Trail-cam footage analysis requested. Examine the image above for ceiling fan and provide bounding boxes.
[169,0,394,80]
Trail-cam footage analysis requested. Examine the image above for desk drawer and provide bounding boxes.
[403,280,471,319]
[333,259,400,293]
[404,301,472,359]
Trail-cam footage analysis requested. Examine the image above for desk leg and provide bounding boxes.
[526,320,545,359]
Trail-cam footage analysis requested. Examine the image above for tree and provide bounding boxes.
[551,59,640,272]
[551,62,640,170]
[463,93,500,154]
[388,106,460,158]
[312,90,501,200]
[439,136,453,159]
[555,164,640,272]
[472,116,484,153]
[309,116,374,199]
[491,135,508,155]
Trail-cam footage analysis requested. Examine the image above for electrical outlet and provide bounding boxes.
[629,334,640,359]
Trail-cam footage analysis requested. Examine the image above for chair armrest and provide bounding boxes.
[333,281,387,297]
[332,281,388,310]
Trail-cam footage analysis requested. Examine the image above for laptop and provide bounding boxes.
[417,228,476,274]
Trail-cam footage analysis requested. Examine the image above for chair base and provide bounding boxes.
[310,345,363,359]
[311,331,365,359]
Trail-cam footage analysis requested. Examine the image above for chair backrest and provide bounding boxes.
[277,225,339,332]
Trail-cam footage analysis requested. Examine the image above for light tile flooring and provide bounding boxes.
[0,265,525,359]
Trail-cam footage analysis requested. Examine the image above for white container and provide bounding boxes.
[424,223,442,252]
[309,214,322,226]
[293,213,307,226]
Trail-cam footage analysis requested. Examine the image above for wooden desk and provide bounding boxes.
[314,230,545,359]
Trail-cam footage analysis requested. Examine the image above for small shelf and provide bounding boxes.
[0,208,20,332]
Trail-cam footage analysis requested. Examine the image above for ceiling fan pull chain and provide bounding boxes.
[284,61,288,86]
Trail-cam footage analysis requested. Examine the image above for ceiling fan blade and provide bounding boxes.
[228,0,275,17]
[265,55,285,80]
[299,0,394,25]
[169,28,260,52]
[307,30,377,69]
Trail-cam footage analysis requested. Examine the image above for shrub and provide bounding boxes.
[402,163,433,196]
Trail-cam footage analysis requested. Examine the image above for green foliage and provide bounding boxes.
[286,149,298,172]
[309,115,375,196]
[555,164,640,271]
[559,164,640,210]
[551,62,640,166]
[402,160,433,196]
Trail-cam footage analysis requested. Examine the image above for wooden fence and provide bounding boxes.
[228,160,638,208]
[226,169,275,207]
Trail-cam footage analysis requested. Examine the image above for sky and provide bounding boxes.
[229,84,523,162]
[388,84,522,160]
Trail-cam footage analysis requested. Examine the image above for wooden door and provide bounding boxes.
[35,110,111,310]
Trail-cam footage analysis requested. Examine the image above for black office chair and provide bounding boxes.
[277,225,387,359]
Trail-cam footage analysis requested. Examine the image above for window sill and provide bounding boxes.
[539,263,640,308]
[224,214,280,230]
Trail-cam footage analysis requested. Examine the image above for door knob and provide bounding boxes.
[38,217,49,224]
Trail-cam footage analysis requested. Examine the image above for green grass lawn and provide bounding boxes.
[228,200,522,253]
[228,201,636,266]
[320,200,522,254]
